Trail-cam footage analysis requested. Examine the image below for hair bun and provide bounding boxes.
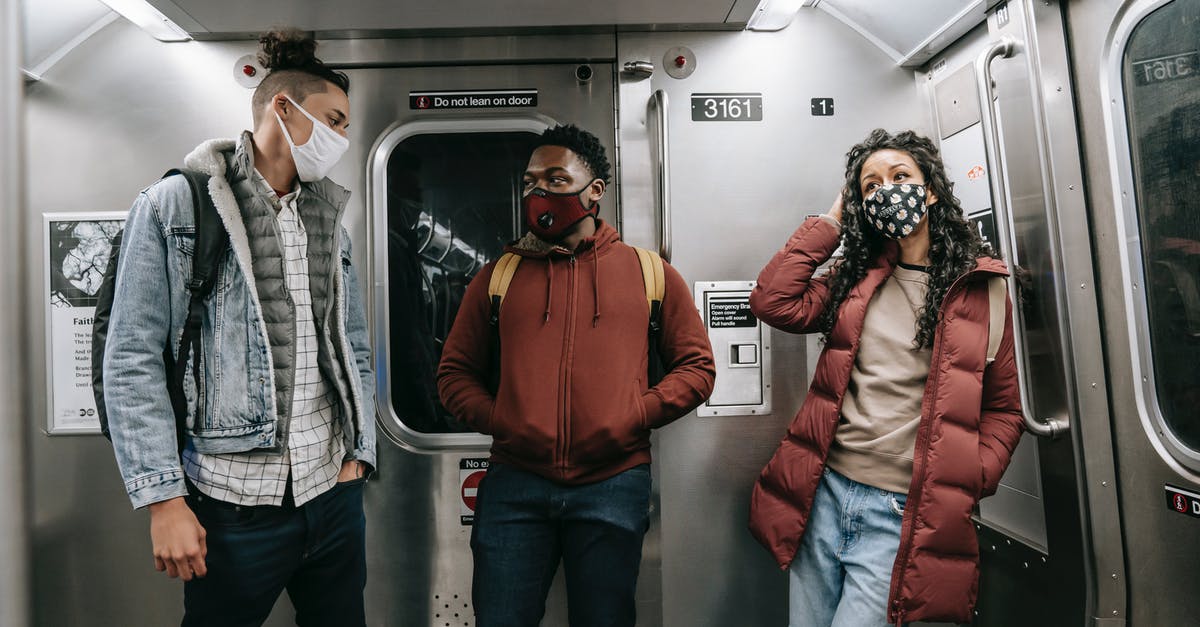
[257,28,319,71]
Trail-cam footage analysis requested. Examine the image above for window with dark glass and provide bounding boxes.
[1123,0,1200,450]
[385,131,537,434]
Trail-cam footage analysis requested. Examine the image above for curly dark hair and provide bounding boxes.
[535,124,612,184]
[817,128,998,348]
[251,28,350,126]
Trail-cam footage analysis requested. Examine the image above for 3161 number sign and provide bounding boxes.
[691,93,763,122]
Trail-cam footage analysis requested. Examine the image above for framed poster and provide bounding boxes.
[44,212,126,434]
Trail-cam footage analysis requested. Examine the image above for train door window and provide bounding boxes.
[1122,0,1200,455]
[375,121,541,443]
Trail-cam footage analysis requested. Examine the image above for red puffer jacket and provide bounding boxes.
[746,217,1024,624]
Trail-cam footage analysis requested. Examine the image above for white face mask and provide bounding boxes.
[274,95,349,182]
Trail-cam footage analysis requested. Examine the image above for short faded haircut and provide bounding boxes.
[251,70,348,127]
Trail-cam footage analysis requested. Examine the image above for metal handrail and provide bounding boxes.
[651,89,672,262]
[975,37,1069,439]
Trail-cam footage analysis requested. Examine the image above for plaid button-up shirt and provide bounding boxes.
[183,171,346,506]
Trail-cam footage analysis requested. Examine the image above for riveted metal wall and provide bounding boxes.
[616,10,927,625]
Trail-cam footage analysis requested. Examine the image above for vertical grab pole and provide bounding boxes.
[651,89,672,263]
[975,37,1067,438]
[0,0,32,624]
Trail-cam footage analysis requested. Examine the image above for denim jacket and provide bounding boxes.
[104,134,376,509]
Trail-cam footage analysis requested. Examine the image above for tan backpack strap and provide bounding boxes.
[487,253,522,325]
[634,247,666,332]
[634,248,665,307]
[986,276,1007,364]
[651,253,665,302]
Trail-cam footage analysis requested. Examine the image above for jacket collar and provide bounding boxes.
[970,255,1010,278]
[869,239,1011,280]
[180,133,351,339]
[504,219,622,327]
[183,135,258,303]
[506,218,621,259]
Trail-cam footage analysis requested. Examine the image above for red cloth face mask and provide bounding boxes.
[522,182,598,240]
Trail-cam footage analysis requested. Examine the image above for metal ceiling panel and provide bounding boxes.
[145,0,753,36]
[20,0,112,69]
[813,0,988,66]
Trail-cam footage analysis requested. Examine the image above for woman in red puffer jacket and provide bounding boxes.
[747,129,1025,626]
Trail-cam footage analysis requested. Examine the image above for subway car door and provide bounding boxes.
[334,59,655,626]
[922,1,1126,624]
[1070,0,1200,624]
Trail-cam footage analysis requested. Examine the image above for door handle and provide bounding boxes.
[650,89,672,263]
[975,37,1069,439]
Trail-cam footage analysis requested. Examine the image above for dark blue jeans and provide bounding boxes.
[470,463,652,627]
[181,478,368,627]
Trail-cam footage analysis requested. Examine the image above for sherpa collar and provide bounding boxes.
[184,132,348,207]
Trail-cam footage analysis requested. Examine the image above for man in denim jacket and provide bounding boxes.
[103,31,375,626]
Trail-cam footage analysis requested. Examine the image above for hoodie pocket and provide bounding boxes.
[488,388,557,466]
[568,382,649,466]
[636,386,649,431]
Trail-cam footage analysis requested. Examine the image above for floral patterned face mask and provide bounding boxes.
[864,183,928,239]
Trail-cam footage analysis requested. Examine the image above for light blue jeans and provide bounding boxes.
[789,466,907,627]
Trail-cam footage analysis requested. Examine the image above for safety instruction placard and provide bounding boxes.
[708,296,756,328]
[460,457,489,525]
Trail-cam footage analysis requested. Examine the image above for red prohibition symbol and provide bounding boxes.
[462,470,486,511]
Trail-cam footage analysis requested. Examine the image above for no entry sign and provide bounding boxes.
[460,458,489,525]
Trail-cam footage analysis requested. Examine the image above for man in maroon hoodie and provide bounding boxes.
[438,124,715,627]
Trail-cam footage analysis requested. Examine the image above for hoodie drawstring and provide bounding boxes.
[540,251,600,327]
[592,251,600,327]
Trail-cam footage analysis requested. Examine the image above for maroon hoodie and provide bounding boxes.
[438,220,715,484]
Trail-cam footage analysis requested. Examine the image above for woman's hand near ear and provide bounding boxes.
[825,190,845,224]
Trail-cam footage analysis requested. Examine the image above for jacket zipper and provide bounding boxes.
[887,311,946,623]
[557,255,578,477]
[886,271,978,622]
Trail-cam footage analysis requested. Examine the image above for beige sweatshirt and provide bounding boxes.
[825,264,932,494]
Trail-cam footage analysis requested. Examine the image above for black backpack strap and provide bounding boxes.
[92,230,124,439]
[162,168,227,453]
[633,248,667,386]
[485,253,523,394]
